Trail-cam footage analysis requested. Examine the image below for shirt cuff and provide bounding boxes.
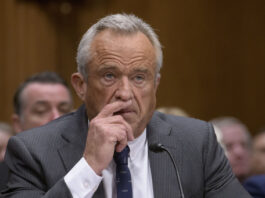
[64,157,102,198]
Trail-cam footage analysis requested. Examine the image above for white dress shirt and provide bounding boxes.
[64,129,154,198]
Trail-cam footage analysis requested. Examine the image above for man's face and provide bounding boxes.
[13,83,73,132]
[251,133,265,174]
[221,125,250,180]
[79,30,159,138]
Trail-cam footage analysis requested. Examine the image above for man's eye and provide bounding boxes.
[134,75,145,83]
[58,105,72,115]
[104,73,115,81]
[33,109,48,116]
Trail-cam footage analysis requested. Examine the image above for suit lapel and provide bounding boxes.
[58,105,89,171]
[147,112,183,198]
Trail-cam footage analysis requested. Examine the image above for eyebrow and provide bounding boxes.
[131,67,149,73]
[96,65,152,76]
[97,65,119,71]
[32,101,50,106]
[32,100,71,107]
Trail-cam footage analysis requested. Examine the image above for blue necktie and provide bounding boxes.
[114,146,133,198]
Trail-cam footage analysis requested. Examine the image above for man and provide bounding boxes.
[2,14,251,197]
[250,130,265,175]
[11,71,73,133]
[211,117,252,182]
[0,122,13,162]
[0,72,74,192]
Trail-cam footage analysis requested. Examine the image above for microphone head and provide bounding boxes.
[149,143,164,152]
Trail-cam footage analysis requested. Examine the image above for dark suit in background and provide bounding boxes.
[243,175,265,198]
[0,162,9,191]
[1,105,251,198]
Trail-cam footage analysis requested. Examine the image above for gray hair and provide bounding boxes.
[210,116,252,146]
[76,13,163,80]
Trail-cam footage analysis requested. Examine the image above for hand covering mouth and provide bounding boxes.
[113,108,134,116]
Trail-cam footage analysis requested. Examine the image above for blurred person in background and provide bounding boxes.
[212,124,227,153]
[11,71,74,133]
[250,129,265,175]
[0,122,13,162]
[210,116,252,183]
[0,122,14,191]
[243,128,265,197]
[0,71,74,192]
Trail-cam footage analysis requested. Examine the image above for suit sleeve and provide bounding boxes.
[204,123,251,198]
[1,136,72,198]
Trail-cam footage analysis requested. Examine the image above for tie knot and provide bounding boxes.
[114,146,130,165]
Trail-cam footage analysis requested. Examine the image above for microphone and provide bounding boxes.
[149,143,185,198]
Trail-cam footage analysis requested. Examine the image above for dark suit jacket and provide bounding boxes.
[1,105,251,198]
[0,162,9,191]
[243,175,265,198]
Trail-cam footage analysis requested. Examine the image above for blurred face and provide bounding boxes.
[13,83,73,132]
[73,30,159,138]
[251,133,265,174]
[221,125,251,180]
[0,131,11,161]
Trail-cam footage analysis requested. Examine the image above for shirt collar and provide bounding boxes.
[127,128,147,161]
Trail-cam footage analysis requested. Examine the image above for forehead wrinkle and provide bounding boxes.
[95,50,154,68]
[125,52,154,67]
[94,49,123,65]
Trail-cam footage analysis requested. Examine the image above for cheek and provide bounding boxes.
[137,85,157,111]
[142,84,157,99]
[87,85,114,104]
[30,115,50,124]
[85,85,116,117]
[22,116,45,129]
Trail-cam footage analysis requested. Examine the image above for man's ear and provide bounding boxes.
[155,74,160,92]
[71,73,87,101]
[11,114,22,134]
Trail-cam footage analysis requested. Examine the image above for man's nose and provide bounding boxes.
[233,144,246,157]
[50,108,61,120]
[114,77,133,101]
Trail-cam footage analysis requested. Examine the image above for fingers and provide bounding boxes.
[84,101,134,173]
[96,100,134,142]
[83,121,128,174]
[97,100,132,118]
[115,140,127,152]
[120,118,134,141]
[101,115,134,141]
[110,124,128,152]
[83,100,136,174]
